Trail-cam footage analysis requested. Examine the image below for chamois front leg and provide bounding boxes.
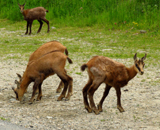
[25,21,29,35]
[115,87,125,112]
[37,20,43,33]
[29,79,40,104]
[97,85,111,112]
[29,21,33,35]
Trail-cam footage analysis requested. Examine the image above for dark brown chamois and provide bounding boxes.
[13,51,73,103]
[15,41,68,93]
[81,53,147,114]
[18,3,50,35]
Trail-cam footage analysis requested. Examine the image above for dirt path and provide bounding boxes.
[0,59,160,130]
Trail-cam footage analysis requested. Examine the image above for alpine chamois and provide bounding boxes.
[15,41,69,94]
[18,3,50,35]
[81,53,147,114]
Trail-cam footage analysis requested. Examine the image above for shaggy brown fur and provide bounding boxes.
[81,53,147,114]
[15,41,68,93]
[13,51,73,103]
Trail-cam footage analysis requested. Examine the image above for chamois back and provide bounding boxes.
[29,41,68,61]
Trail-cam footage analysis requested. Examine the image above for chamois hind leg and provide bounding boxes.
[37,20,43,33]
[65,75,73,101]
[88,78,103,115]
[25,21,29,35]
[41,18,50,33]
[82,78,93,113]
[56,71,69,101]
[97,84,111,112]
[115,87,125,112]
[29,21,33,35]
[56,70,67,93]
[56,81,64,93]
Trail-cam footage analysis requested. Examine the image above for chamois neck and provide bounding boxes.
[127,65,138,80]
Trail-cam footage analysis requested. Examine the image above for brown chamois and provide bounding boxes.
[18,3,50,35]
[12,50,73,103]
[12,51,73,104]
[15,41,68,94]
[81,53,147,114]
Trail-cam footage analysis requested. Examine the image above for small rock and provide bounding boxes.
[47,116,53,119]
[140,30,146,33]
[10,98,17,103]
[51,27,56,29]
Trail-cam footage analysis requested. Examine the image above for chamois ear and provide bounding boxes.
[18,3,20,6]
[15,80,19,84]
[133,53,137,61]
[141,53,147,61]
[23,3,26,6]
[16,73,22,79]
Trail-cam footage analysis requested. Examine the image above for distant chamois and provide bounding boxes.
[18,3,50,35]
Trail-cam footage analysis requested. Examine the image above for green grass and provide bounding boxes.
[0,0,159,30]
[0,19,159,67]
[0,116,9,121]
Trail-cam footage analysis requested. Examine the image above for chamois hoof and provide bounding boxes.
[117,105,125,112]
[85,107,92,113]
[36,96,42,101]
[56,89,61,93]
[20,100,25,104]
[97,104,103,112]
[28,99,35,104]
[64,97,70,101]
[93,109,100,115]
[57,96,64,101]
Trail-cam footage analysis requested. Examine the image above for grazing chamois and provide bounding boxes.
[12,51,73,103]
[15,41,68,94]
[81,53,147,114]
[18,3,50,35]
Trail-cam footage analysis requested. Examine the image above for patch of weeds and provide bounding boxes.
[100,119,105,122]
[141,79,146,82]
[0,117,8,121]
[75,72,82,75]
[133,115,137,122]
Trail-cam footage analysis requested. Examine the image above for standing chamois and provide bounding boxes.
[81,53,147,114]
[18,3,50,35]
[12,51,73,103]
[15,41,69,95]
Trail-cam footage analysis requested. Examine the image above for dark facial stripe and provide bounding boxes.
[136,64,141,72]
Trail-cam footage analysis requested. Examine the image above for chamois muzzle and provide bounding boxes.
[12,87,19,100]
[140,71,144,75]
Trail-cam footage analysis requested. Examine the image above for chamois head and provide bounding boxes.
[12,73,23,100]
[18,3,25,13]
[15,73,22,89]
[133,53,147,75]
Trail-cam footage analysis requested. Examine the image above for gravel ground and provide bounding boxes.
[0,58,160,130]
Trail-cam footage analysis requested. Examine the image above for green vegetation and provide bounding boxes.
[0,0,159,67]
[0,116,8,121]
[0,19,159,67]
[0,0,159,30]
